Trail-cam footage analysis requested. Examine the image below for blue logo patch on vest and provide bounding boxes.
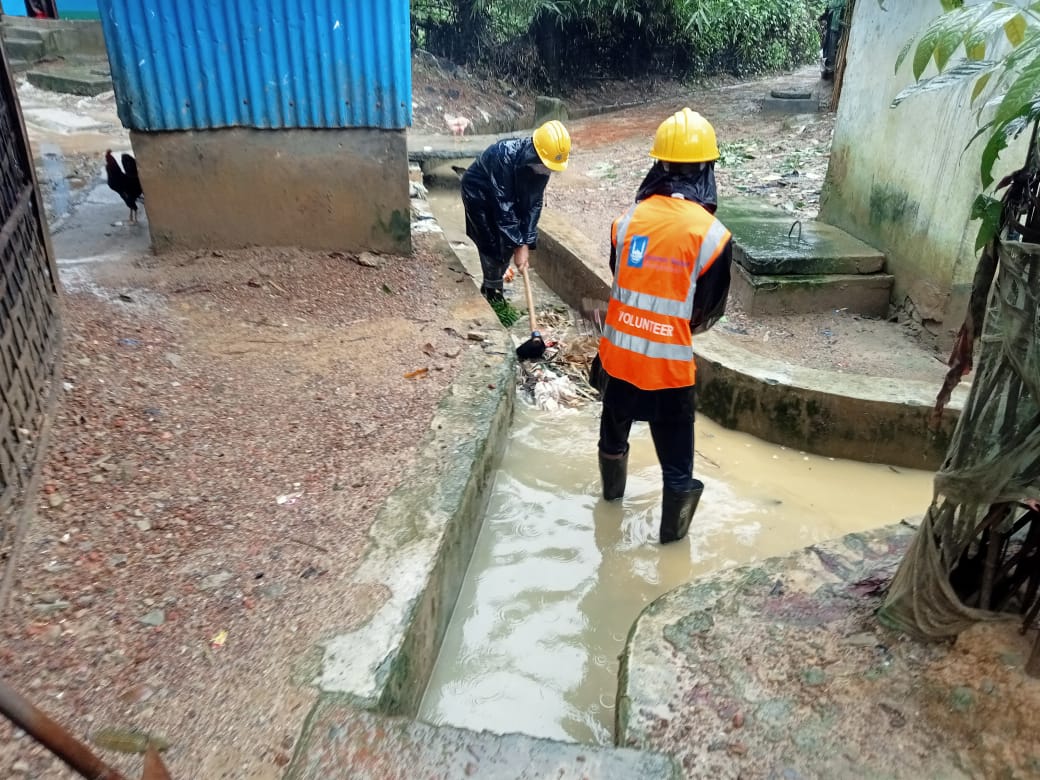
[627,235,649,268]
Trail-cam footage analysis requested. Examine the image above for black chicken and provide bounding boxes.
[105,150,144,225]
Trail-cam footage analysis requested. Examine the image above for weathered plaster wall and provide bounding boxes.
[131,127,410,255]
[820,2,1023,336]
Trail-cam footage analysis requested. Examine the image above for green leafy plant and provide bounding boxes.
[718,141,756,166]
[892,1,1040,249]
[412,0,827,83]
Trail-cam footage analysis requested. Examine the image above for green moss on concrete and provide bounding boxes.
[379,209,412,248]
[869,184,919,228]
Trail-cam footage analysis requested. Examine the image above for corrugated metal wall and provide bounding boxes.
[97,0,411,131]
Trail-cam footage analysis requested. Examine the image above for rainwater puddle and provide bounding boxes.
[418,400,932,744]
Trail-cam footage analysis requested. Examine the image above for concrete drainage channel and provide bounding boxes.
[285,228,681,776]
[287,151,959,776]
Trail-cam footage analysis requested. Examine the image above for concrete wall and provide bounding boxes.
[131,127,411,255]
[820,3,1024,336]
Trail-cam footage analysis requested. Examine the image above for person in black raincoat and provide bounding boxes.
[460,120,571,305]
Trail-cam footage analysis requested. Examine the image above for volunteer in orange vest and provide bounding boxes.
[592,108,732,544]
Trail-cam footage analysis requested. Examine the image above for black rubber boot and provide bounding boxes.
[598,449,628,501]
[480,285,505,304]
[660,479,704,544]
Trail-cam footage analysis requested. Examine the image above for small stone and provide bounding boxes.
[164,352,183,368]
[12,760,29,774]
[33,601,70,614]
[199,571,233,591]
[801,667,826,686]
[845,632,878,647]
[260,582,287,599]
[135,520,152,532]
[355,252,383,268]
[139,609,165,627]
[47,493,65,508]
[89,475,105,483]
[732,711,745,729]
[727,741,747,756]
[109,554,129,567]
[466,331,488,342]
[950,686,974,712]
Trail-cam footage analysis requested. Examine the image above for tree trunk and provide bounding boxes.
[456,0,487,64]
[533,10,561,84]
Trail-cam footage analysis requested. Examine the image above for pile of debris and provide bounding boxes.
[515,308,600,412]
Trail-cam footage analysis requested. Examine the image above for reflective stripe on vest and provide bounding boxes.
[600,195,730,390]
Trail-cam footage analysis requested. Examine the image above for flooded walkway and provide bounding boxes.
[418,188,934,744]
[418,401,932,743]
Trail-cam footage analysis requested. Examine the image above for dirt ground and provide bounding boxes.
[0,55,961,778]
[0,239,493,778]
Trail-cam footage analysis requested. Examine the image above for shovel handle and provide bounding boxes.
[521,267,539,333]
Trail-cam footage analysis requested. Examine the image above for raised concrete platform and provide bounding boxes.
[289,702,679,779]
[27,64,112,96]
[616,523,1033,778]
[409,131,524,166]
[1,15,107,62]
[717,197,893,315]
[730,262,895,317]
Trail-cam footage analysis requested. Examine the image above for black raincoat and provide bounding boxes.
[460,137,549,261]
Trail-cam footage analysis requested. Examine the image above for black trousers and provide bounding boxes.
[598,403,695,493]
[478,250,511,291]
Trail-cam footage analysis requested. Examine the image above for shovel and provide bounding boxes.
[515,267,546,361]
[0,678,171,780]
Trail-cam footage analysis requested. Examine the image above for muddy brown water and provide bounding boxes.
[418,189,935,745]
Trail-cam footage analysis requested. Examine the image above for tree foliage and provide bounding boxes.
[411,0,827,85]
[893,1,1040,248]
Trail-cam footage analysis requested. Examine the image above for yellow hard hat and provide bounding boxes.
[649,108,719,163]
[532,120,571,171]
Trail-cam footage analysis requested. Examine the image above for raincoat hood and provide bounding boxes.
[635,161,718,213]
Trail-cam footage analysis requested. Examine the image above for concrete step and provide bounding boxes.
[730,262,894,317]
[1,22,48,42]
[26,65,112,96]
[9,58,32,74]
[717,196,893,315]
[289,700,680,779]
[717,197,886,276]
[4,36,46,63]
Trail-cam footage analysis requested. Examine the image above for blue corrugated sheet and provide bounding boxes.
[96,0,411,131]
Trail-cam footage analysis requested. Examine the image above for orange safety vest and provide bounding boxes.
[599,195,731,391]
